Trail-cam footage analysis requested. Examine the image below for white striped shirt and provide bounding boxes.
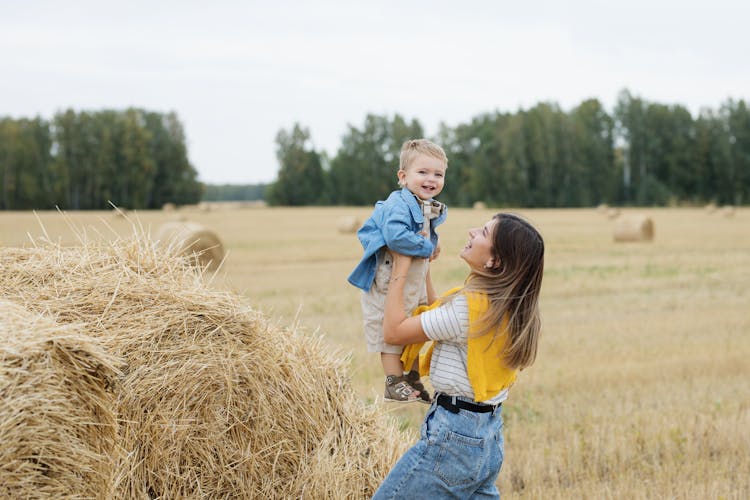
[420,295,509,405]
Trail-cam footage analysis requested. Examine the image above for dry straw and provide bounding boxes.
[155,221,226,271]
[613,215,655,242]
[0,223,409,498]
[0,300,121,499]
[112,207,129,218]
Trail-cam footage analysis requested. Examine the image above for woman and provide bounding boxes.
[373,212,545,499]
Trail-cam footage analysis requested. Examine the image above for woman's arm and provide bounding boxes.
[383,252,430,346]
[425,266,438,305]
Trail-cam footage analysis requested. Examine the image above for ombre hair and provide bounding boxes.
[461,213,545,370]
[397,139,448,186]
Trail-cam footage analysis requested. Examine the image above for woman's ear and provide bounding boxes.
[484,258,501,271]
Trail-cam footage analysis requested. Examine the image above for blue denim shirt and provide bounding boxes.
[348,188,447,292]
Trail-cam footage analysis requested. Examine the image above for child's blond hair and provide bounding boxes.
[399,139,448,174]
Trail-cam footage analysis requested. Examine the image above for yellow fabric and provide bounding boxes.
[399,287,461,371]
[400,287,517,402]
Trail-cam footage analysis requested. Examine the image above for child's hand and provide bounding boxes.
[430,242,441,261]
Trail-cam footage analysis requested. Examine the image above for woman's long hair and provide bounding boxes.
[463,212,545,370]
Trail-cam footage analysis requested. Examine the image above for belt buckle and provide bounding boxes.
[447,396,460,413]
[438,394,460,413]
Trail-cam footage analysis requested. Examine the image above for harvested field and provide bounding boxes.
[0,206,748,499]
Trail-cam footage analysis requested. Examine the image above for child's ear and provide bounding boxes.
[396,169,405,185]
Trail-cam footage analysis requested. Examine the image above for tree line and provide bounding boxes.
[269,90,750,207]
[3,90,748,210]
[203,183,266,202]
[0,109,202,210]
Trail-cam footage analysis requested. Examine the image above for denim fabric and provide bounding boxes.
[373,398,504,499]
[348,188,446,292]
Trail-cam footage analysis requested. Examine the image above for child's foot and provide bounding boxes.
[405,370,432,404]
[384,375,421,403]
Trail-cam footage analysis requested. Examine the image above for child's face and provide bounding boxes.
[397,153,446,200]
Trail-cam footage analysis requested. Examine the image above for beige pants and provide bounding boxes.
[361,249,428,354]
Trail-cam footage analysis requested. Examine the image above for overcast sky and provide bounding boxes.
[3,0,749,184]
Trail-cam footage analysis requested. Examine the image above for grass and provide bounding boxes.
[1,205,748,499]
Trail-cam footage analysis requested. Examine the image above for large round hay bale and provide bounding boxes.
[705,202,717,213]
[596,203,609,214]
[0,233,409,498]
[606,207,621,219]
[473,201,487,210]
[0,300,120,499]
[155,221,225,271]
[337,215,360,234]
[162,202,176,211]
[613,215,654,242]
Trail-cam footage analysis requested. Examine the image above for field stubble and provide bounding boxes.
[1,205,748,499]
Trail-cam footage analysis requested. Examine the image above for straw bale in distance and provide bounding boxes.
[607,207,621,219]
[155,221,225,271]
[473,201,487,210]
[596,203,609,214]
[0,230,409,498]
[721,205,735,217]
[613,215,655,242]
[705,202,717,213]
[0,300,120,499]
[337,215,360,234]
[162,202,176,211]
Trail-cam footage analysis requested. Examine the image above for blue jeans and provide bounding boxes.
[373,398,505,499]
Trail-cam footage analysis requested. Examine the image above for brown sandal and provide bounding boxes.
[406,370,432,404]
[384,375,421,403]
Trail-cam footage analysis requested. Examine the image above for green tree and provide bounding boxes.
[0,117,54,209]
[203,183,266,201]
[144,111,202,207]
[570,99,616,206]
[519,103,573,207]
[725,99,750,204]
[615,89,649,203]
[267,124,324,205]
[328,114,423,205]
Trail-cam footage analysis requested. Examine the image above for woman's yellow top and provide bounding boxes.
[400,287,516,401]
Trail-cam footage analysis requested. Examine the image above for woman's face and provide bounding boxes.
[460,218,497,272]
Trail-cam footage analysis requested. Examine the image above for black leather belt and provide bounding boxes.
[436,393,501,414]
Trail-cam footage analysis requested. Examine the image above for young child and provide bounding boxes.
[348,139,448,403]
